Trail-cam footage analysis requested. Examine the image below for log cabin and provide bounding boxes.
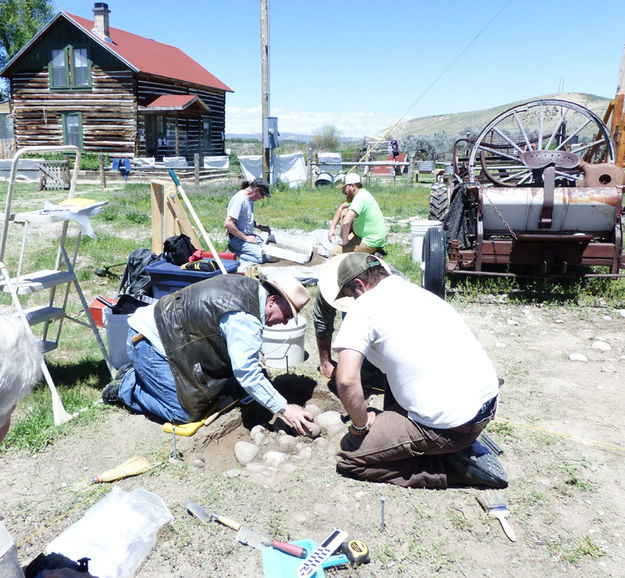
[0,2,232,161]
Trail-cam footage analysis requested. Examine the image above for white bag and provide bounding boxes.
[46,486,173,578]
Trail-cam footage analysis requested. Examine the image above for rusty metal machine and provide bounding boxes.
[422,98,625,298]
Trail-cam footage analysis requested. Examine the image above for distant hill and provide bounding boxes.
[387,93,612,139]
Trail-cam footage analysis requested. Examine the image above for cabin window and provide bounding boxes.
[202,118,211,152]
[50,46,91,89]
[63,112,83,150]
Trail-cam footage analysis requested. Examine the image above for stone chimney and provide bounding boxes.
[92,3,111,41]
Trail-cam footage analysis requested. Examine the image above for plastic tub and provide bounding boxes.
[104,307,130,370]
[411,220,442,263]
[261,317,307,369]
[146,258,239,298]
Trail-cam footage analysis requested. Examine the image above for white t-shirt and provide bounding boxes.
[226,189,255,236]
[0,521,23,578]
[333,275,499,429]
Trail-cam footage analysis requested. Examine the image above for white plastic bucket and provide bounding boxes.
[411,219,442,263]
[261,317,307,369]
[104,307,131,370]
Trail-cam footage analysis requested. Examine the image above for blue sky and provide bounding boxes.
[56,0,625,137]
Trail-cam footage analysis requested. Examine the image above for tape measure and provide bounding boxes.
[340,539,370,567]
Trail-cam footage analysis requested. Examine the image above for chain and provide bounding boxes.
[481,190,518,241]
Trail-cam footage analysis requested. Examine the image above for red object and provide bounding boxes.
[271,540,308,559]
[189,249,237,262]
[89,297,118,327]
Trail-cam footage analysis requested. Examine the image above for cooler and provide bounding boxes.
[146,258,239,298]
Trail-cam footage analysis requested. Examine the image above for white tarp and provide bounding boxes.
[204,155,230,170]
[238,153,307,187]
[317,152,341,174]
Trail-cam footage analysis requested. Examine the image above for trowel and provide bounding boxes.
[185,500,308,558]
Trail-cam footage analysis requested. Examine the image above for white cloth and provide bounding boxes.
[0,521,23,578]
[226,189,255,236]
[333,276,499,429]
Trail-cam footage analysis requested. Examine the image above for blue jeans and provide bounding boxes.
[229,234,267,264]
[118,329,192,424]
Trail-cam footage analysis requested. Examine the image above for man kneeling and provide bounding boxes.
[103,273,316,436]
[327,252,507,489]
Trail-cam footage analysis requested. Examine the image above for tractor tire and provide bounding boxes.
[428,181,449,221]
[421,226,446,300]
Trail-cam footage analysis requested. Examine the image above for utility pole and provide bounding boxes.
[261,0,270,181]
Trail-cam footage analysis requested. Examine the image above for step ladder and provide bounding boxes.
[0,146,113,425]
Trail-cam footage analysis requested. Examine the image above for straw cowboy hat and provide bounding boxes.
[264,275,310,319]
[318,252,391,312]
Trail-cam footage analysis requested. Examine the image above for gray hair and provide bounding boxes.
[0,314,43,416]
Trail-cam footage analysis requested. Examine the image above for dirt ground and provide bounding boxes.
[2,293,625,577]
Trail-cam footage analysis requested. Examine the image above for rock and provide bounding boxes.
[280,462,298,474]
[234,441,259,465]
[250,425,267,445]
[308,423,322,439]
[495,342,506,348]
[246,462,266,474]
[192,457,205,470]
[326,422,347,436]
[617,309,625,318]
[316,411,343,431]
[264,451,288,468]
[506,319,519,326]
[313,437,329,450]
[278,434,297,453]
[592,341,611,352]
[297,446,312,459]
[304,404,322,418]
[224,469,241,478]
[568,352,588,362]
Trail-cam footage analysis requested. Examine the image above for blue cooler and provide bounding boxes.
[146,259,239,298]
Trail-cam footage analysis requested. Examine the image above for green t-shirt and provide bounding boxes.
[349,188,387,248]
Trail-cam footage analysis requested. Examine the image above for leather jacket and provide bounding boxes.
[154,275,261,420]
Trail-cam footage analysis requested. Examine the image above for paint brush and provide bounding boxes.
[476,489,516,542]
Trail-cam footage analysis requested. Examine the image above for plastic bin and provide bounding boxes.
[146,258,239,298]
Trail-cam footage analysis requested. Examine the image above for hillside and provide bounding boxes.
[388,92,612,139]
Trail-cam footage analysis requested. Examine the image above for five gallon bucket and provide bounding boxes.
[411,220,442,263]
[104,307,131,370]
[261,317,307,369]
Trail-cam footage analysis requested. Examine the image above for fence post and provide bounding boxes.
[194,153,200,185]
[307,147,313,187]
[99,153,106,189]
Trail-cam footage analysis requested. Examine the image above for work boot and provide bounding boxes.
[444,440,509,489]
[101,363,133,406]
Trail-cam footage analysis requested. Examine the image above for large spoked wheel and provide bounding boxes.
[468,99,615,187]
[421,226,446,300]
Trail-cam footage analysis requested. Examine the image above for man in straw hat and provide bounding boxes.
[102,273,316,436]
[325,252,508,489]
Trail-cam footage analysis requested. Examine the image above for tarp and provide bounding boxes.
[204,155,229,170]
[238,153,307,187]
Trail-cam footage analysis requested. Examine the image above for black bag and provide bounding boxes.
[163,234,197,266]
[117,248,160,298]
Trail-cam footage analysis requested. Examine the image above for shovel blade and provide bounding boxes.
[236,527,271,550]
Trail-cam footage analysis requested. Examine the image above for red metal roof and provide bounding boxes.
[65,12,232,92]
[141,94,208,111]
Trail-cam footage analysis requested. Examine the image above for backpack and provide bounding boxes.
[117,248,160,298]
[163,234,197,266]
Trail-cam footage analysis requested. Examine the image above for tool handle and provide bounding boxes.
[162,417,207,436]
[494,512,517,542]
[271,540,307,558]
[212,513,241,531]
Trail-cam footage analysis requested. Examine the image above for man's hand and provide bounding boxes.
[280,404,315,436]
[246,235,259,244]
